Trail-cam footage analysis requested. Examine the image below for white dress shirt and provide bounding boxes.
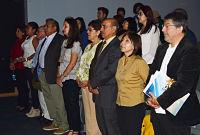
[39,32,57,68]
[32,38,46,68]
[160,44,178,74]
[139,25,160,64]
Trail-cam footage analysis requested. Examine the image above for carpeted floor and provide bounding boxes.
[0,97,53,135]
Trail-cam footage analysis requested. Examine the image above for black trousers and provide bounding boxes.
[151,110,191,135]
[24,68,39,108]
[95,105,121,135]
[15,69,29,107]
[117,103,145,135]
[62,79,81,131]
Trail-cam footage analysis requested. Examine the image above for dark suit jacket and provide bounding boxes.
[149,36,200,125]
[44,33,64,84]
[89,37,122,108]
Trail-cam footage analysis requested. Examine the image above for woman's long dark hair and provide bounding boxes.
[75,17,87,33]
[64,17,82,49]
[138,5,157,34]
[124,17,137,32]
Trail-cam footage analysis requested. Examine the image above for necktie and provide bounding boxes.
[38,38,47,56]
[36,38,47,67]
[98,41,106,56]
[34,38,47,79]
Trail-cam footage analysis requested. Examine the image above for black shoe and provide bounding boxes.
[16,106,27,112]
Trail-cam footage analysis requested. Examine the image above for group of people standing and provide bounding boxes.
[9,2,200,135]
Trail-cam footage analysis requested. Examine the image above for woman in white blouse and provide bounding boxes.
[56,17,82,135]
[20,22,40,116]
[137,5,160,65]
[76,20,102,135]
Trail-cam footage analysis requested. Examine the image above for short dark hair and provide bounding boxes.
[27,21,39,34]
[107,18,119,30]
[17,24,26,34]
[117,7,125,15]
[98,7,109,17]
[173,8,188,20]
[45,18,60,33]
[164,12,188,33]
[123,17,137,32]
[121,31,142,57]
[88,20,101,31]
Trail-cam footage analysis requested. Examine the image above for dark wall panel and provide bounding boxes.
[0,0,25,92]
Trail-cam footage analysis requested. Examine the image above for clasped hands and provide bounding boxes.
[146,92,160,109]
[88,81,99,95]
[76,79,99,95]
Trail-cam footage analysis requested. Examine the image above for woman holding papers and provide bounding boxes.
[115,31,149,135]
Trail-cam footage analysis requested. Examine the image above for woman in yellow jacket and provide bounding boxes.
[116,31,149,135]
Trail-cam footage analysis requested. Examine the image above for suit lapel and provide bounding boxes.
[167,39,185,73]
[91,42,104,68]
[46,34,58,52]
[96,41,104,57]
[95,38,117,66]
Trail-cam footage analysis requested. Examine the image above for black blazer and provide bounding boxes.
[44,33,64,84]
[149,36,200,125]
[89,37,122,108]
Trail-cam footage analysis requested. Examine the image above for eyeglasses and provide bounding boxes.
[87,27,94,31]
[163,25,177,29]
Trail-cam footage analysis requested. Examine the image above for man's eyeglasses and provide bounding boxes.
[163,25,177,29]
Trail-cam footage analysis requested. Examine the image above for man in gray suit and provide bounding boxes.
[38,18,69,135]
[89,18,121,135]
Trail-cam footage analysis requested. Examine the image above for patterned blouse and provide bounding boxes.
[59,39,82,81]
[76,41,101,81]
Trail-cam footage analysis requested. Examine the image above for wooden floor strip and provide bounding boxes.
[0,88,18,97]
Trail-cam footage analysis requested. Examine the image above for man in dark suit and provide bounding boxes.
[146,12,200,135]
[38,18,69,135]
[88,18,121,135]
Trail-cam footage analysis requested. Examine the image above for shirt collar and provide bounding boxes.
[103,36,116,45]
[46,32,57,39]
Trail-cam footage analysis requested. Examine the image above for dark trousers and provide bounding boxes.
[24,68,39,108]
[117,103,145,135]
[95,105,121,135]
[151,110,191,135]
[15,69,29,107]
[62,79,81,131]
